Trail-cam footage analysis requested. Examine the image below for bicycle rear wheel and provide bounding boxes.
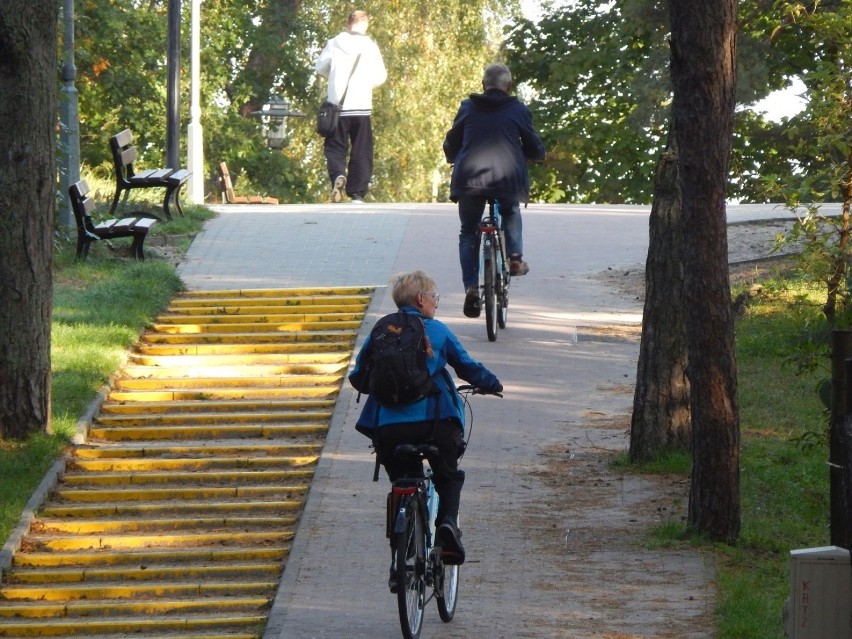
[436,562,459,622]
[483,244,498,342]
[395,499,426,639]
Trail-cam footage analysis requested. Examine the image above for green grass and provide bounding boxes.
[716,278,829,639]
[51,258,184,435]
[633,272,831,639]
[0,198,213,544]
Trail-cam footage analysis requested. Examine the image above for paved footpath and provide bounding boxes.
[178,202,792,639]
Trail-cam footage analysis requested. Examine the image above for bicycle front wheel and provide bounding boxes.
[483,245,498,342]
[395,500,426,639]
[436,562,459,622]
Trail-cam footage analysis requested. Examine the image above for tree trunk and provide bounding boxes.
[0,3,57,438]
[823,154,852,324]
[234,0,301,117]
[629,131,691,462]
[670,0,740,543]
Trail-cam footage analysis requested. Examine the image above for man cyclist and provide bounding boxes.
[443,63,546,318]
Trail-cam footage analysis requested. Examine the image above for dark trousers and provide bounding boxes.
[323,115,374,197]
[373,420,466,527]
[458,196,523,290]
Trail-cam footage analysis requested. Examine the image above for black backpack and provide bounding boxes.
[350,311,434,407]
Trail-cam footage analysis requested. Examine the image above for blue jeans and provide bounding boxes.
[458,196,522,290]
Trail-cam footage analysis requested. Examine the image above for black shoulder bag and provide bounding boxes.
[316,54,361,137]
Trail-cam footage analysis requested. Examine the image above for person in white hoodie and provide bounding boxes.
[315,10,387,203]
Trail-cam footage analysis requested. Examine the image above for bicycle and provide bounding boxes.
[387,443,458,639]
[385,386,500,639]
[475,198,510,341]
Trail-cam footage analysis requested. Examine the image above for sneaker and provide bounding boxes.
[350,197,365,204]
[330,175,346,203]
[436,522,466,565]
[463,286,481,318]
[509,258,529,276]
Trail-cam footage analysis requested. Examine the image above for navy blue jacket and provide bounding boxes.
[350,306,501,435]
[443,89,546,203]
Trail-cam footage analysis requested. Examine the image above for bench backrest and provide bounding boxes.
[218,162,239,203]
[110,129,140,179]
[69,180,97,232]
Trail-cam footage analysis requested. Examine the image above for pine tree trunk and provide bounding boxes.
[670,0,741,543]
[0,3,57,438]
[629,132,691,462]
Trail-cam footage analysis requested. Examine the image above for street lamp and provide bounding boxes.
[59,0,81,229]
[251,97,305,149]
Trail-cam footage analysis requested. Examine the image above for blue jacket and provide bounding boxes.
[350,306,501,435]
[443,89,546,203]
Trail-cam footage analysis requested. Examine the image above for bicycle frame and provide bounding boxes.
[388,478,435,549]
[478,200,508,274]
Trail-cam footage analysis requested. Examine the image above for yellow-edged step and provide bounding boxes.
[0,287,371,638]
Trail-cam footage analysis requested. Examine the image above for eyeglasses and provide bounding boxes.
[425,292,440,304]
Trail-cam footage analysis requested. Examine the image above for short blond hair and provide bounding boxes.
[390,271,436,308]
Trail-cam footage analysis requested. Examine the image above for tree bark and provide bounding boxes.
[630,131,691,462]
[0,3,57,438]
[670,0,741,543]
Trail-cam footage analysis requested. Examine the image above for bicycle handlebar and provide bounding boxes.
[457,384,503,398]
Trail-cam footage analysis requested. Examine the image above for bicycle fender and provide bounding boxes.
[393,504,409,534]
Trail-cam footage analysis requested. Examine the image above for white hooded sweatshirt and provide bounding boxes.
[315,30,387,116]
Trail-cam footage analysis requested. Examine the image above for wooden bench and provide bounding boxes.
[109,128,191,220]
[217,162,279,204]
[70,179,158,260]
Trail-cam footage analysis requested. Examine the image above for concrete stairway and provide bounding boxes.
[0,287,371,638]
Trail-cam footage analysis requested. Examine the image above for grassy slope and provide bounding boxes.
[0,201,212,543]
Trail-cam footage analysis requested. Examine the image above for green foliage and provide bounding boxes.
[504,2,670,203]
[775,206,852,324]
[759,4,852,194]
[66,0,852,206]
[74,0,174,167]
[71,0,516,204]
[756,1,852,334]
[368,0,510,202]
[503,0,851,205]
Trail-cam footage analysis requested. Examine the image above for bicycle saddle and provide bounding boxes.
[393,443,440,460]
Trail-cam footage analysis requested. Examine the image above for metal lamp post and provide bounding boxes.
[186,0,204,204]
[59,0,81,229]
[166,0,181,169]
